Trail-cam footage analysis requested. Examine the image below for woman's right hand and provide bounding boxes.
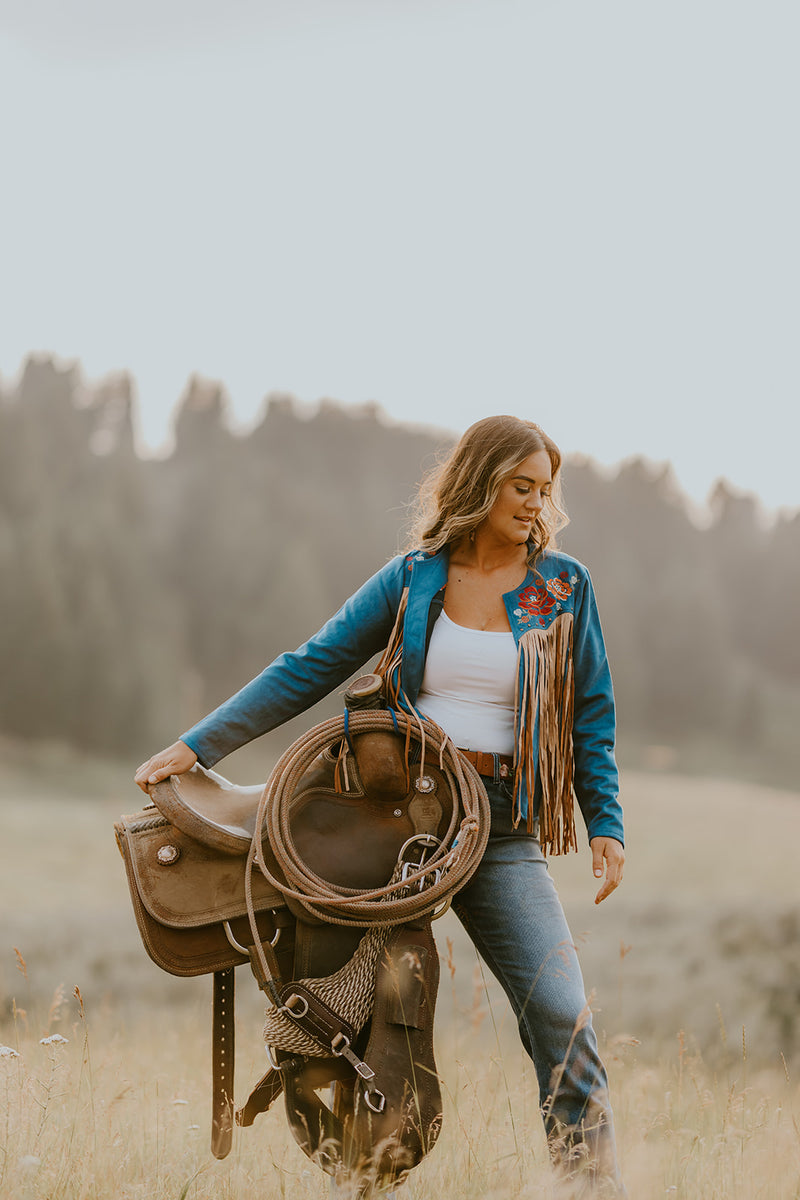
[134,740,198,793]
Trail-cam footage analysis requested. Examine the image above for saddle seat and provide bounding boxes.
[153,765,264,855]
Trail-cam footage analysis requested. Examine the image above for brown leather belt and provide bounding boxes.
[458,749,514,780]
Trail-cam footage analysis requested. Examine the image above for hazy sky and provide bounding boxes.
[1,0,797,510]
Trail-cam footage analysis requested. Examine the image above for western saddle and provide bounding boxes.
[116,679,489,1195]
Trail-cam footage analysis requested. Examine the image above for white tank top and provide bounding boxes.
[416,610,518,755]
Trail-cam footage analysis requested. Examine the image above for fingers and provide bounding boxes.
[590,837,625,905]
[594,858,623,903]
[594,874,620,905]
[133,758,170,792]
[133,755,168,793]
[133,741,198,793]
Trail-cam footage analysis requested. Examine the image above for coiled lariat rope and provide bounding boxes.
[245,709,490,1056]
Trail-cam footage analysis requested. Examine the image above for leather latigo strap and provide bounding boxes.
[211,969,235,1159]
[458,748,514,779]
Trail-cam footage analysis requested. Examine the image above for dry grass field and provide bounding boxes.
[2,736,800,1198]
[2,1001,800,1199]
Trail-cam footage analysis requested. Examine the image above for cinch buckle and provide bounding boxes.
[331,1032,375,1081]
[397,833,442,892]
[400,861,442,891]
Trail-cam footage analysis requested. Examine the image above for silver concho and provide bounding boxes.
[156,844,181,865]
[414,775,436,794]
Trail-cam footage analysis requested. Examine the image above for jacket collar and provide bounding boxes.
[401,547,558,697]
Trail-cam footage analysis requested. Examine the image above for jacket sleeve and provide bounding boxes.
[571,570,625,846]
[180,555,407,767]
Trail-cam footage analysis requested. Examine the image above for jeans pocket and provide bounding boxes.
[497,777,515,804]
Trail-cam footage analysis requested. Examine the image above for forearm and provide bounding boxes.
[181,639,376,766]
[573,732,624,845]
[571,570,625,846]
[180,555,406,767]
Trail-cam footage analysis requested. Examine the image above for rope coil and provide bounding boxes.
[245,709,491,1026]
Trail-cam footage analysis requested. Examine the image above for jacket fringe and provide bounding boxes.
[374,586,409,711]
[514,612,578,856]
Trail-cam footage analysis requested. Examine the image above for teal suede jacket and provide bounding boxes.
[181,548,624,851]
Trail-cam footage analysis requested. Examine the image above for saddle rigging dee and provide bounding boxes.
[116,681,490,1188]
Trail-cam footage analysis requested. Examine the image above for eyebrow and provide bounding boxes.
[511,474,552,486]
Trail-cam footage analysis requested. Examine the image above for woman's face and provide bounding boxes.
[480,449,553,548]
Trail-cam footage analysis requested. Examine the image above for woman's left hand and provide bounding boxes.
[590,837,625,905]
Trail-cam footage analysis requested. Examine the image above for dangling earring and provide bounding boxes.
[469,528,476,543]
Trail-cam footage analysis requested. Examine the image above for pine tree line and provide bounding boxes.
[2,355,798,785]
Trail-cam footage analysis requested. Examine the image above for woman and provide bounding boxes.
[135,415,626,1196]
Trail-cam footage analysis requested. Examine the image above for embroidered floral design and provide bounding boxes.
[546,572,573,602]
[516,583,557,627]
[516,572,575,627]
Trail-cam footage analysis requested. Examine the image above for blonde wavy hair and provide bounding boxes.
[405,415,568,565]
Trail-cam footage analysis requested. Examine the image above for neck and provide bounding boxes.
[453,532,529,574]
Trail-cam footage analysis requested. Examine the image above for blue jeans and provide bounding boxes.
[452,780,626,1196]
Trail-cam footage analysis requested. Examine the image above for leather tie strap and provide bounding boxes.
[211,969,235,1159]
[458,749,514,780]
[238,1055,360,1129]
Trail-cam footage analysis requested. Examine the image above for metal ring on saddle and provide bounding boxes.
[223,920,249,955]
[398,832,441,861]
[430,896,453,920]
[223,913,282,956]
[363,1087,387,1114]
[279,992,309,1020]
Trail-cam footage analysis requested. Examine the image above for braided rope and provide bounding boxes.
[128,814,170,834]
[262,925,390,1056]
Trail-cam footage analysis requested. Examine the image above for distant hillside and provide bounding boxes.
[1,354,798,785]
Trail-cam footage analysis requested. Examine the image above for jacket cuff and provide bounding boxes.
[584,818,625,848]
[179,730,219,770]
